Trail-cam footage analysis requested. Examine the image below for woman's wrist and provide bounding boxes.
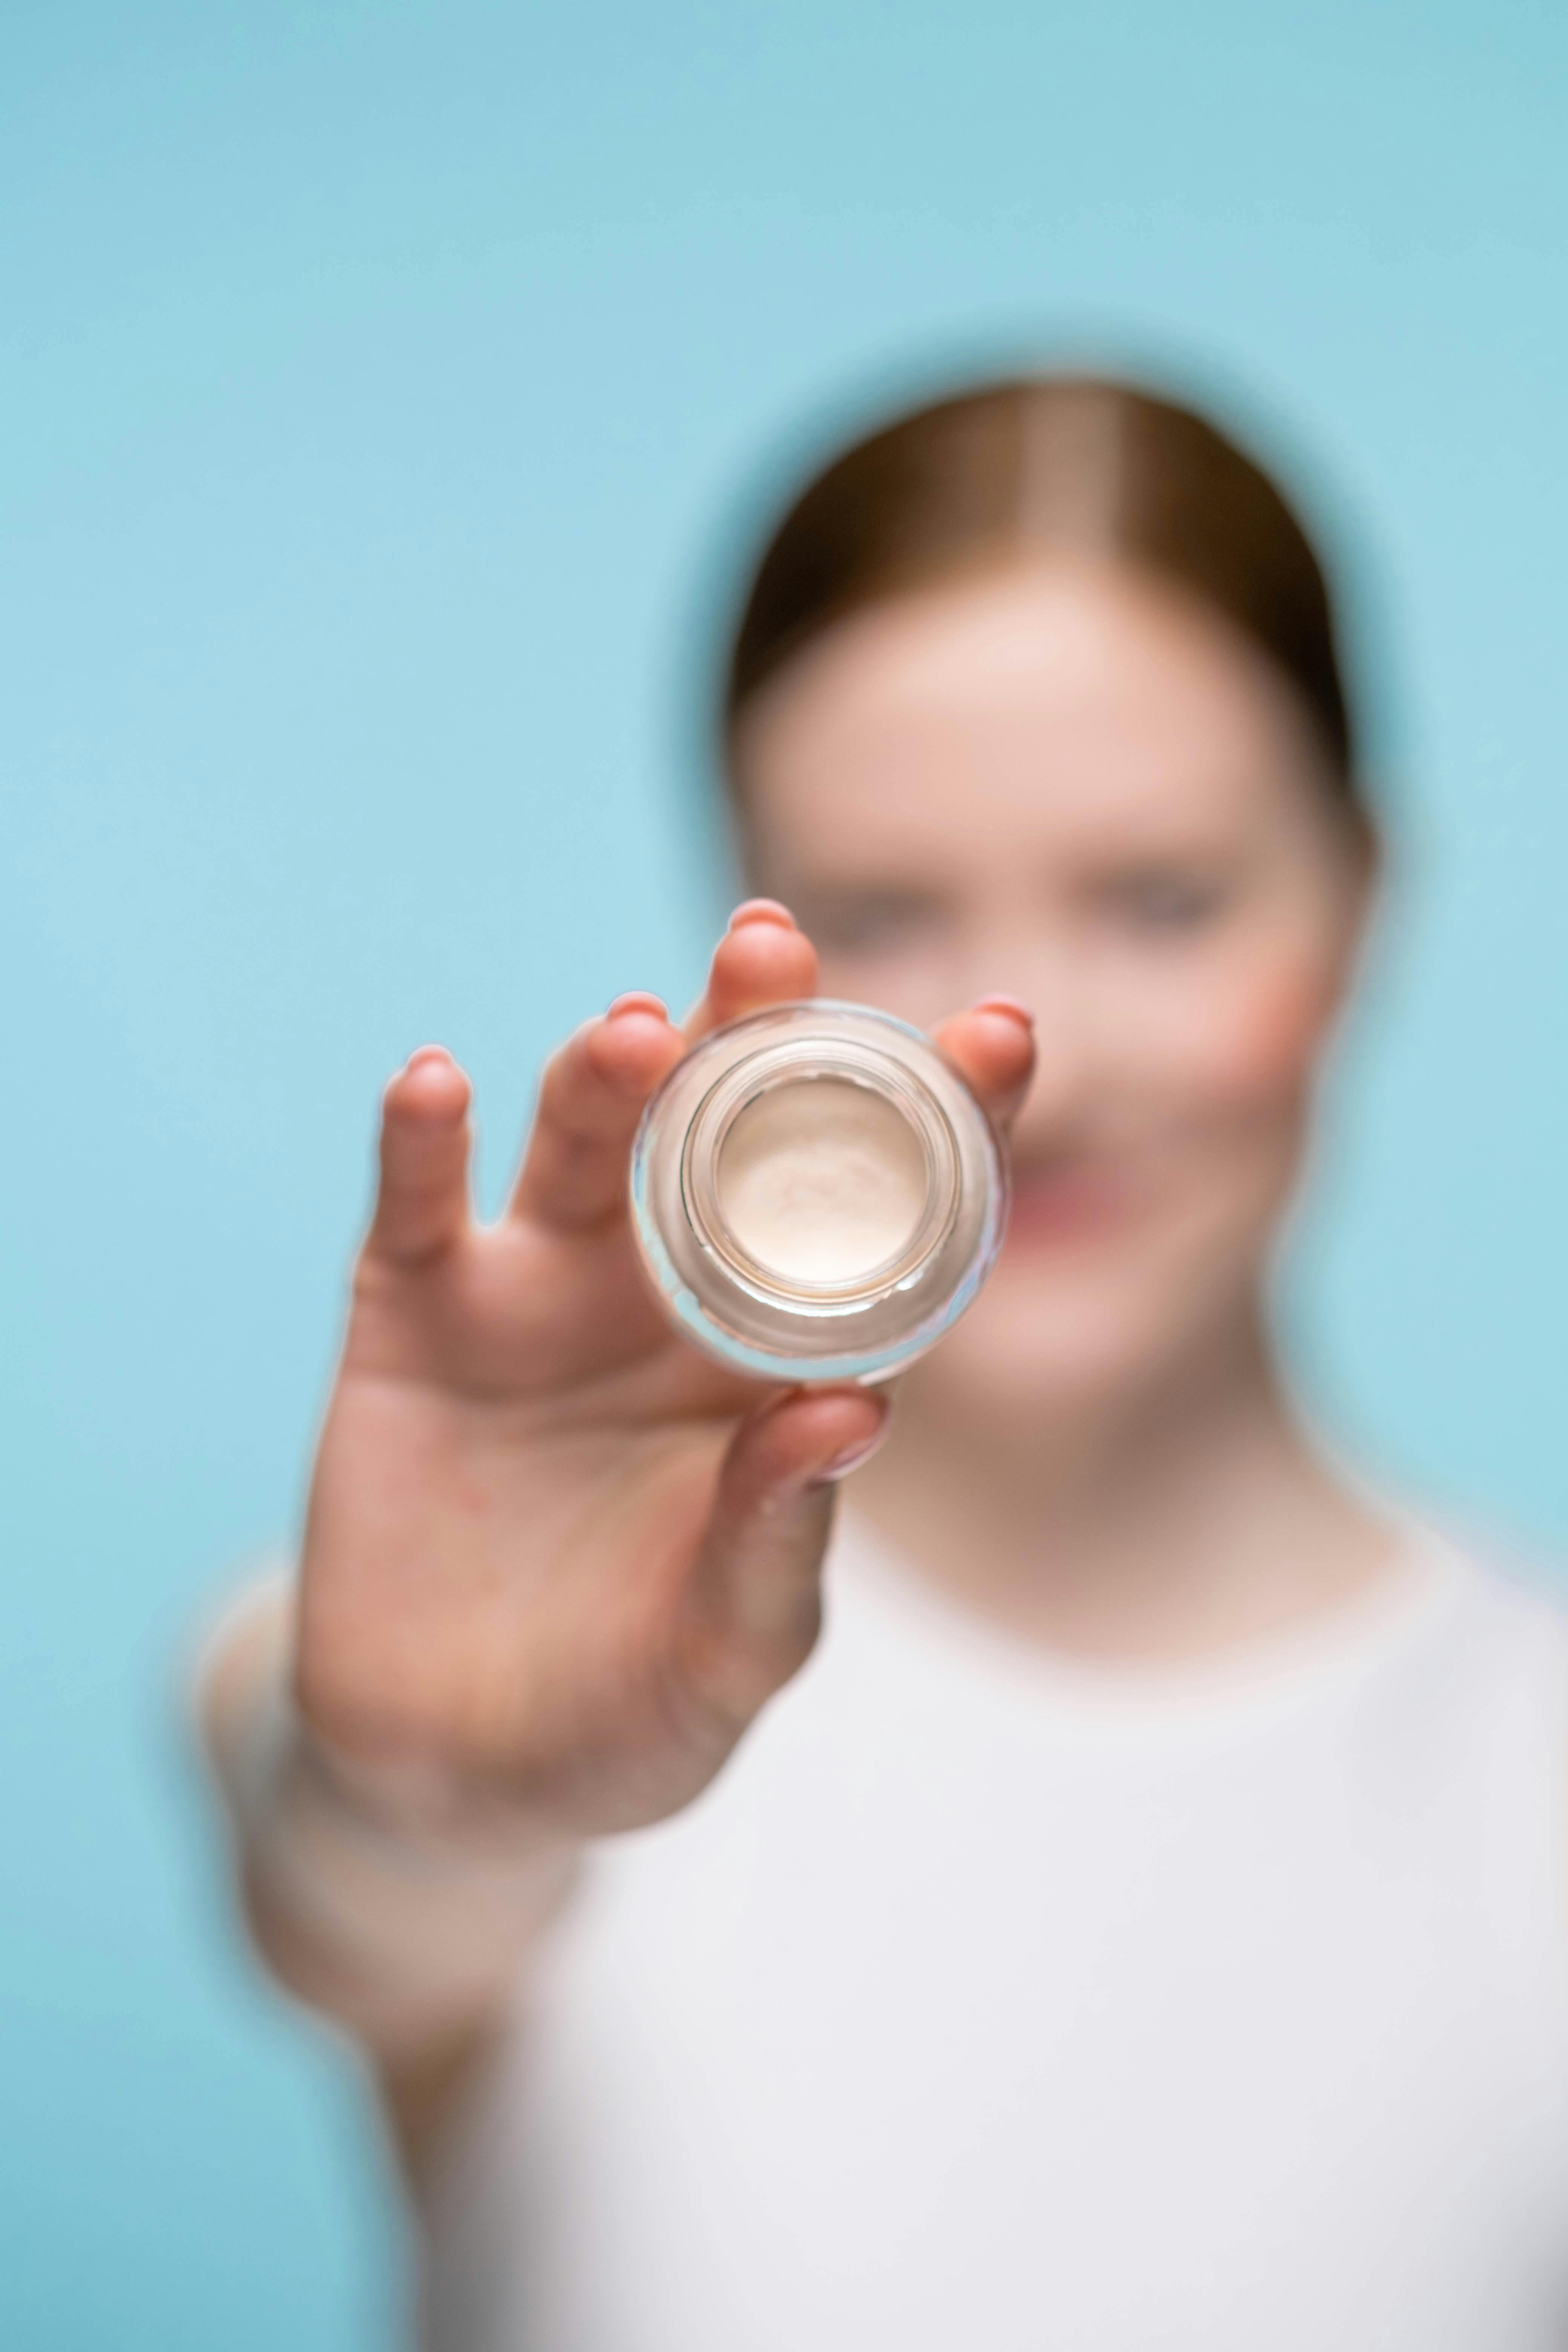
[195,1577,579,2055]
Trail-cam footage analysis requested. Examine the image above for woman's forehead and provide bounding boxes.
[737,564,1323,872]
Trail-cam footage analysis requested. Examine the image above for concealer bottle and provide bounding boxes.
[629,1001,1007,1383]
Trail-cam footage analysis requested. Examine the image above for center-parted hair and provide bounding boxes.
[723,376,1358,810]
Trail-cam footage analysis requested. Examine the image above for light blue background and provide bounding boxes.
[4,2,1566,2342]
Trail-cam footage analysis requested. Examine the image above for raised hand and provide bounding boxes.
[294,902,1034,1844]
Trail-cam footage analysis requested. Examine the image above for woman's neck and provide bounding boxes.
[848,1310,1395,1663]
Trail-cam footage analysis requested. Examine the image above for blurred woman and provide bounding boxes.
[200,377,1568,2351]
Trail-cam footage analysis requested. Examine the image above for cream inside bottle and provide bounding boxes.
[714,1076,930,1288]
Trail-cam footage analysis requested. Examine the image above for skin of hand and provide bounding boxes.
[292,900,1035,1850]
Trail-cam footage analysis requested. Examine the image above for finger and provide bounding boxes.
[682,900,819,1041]
[367,1047,474,1266]
[680,1386,890,1726]
[510,995,687,1230]
[933,996,1036,1133]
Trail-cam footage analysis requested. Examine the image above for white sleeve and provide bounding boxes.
[191,1573,579,2058]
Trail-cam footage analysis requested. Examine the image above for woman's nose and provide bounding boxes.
[1012,1015,1095,1134]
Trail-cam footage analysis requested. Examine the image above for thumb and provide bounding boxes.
[681,1387,890,1729]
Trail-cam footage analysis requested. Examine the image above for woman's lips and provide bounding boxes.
[1004,1158,1139,1244]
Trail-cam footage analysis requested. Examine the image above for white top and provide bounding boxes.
[423,1517,1568,2352]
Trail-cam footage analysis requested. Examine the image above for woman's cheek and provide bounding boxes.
[1132,939,1343,1118]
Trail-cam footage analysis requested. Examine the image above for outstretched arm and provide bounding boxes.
[196,902,1034,2161]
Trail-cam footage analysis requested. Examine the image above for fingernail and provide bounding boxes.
[808,1427,888,1485]
[728,899,796,932]
[975,994,1035,1031]
[404,1043,452,1071]
[606,991,668,1021]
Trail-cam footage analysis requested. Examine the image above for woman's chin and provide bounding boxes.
[923,1248,1237,1423]
[924,1294,1174,1419]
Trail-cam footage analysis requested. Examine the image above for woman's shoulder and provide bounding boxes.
[1421,1513,1568,1631]
[1392,1517,1568,1772]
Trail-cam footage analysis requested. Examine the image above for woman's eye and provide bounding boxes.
[805,893,945,954]
[1108,873,1230,932]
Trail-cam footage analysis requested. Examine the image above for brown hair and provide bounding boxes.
[723,375,1358,807]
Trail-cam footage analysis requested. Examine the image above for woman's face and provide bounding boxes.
[733,560,1372,1419]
